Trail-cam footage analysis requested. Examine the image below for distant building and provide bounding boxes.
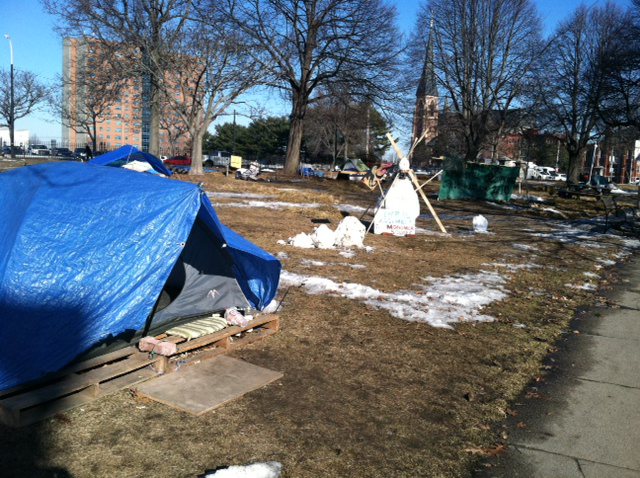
[412,24,439,151]
[0,128,30,149]
[62,37,190,155]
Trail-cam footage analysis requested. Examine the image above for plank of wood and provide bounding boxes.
[135,356,283,415]
[0,345,137,400]
[0,353,157,411]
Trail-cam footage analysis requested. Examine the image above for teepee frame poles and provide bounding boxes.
[386,133,447,234]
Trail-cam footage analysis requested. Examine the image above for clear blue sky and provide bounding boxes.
[0,0,633,141]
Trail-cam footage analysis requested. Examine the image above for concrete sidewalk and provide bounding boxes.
[475,255,640,478]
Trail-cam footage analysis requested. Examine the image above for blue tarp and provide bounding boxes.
[90,145,172,176]
[0,162,280,391]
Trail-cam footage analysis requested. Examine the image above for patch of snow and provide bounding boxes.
[597,258,616,266]
[339,251,356,258]
[583,272,599,278]
[278,269,508,328]
[542,207,566,217]
[300,259,327,267]
[512,243,539,252]
[567,282,597,291]
[261,300,280,314]
[334,204,367,214]
[483,262,541,271]
[275,251,289,259]
[204,462,282,478]
[207,192,274,199]
[212,201,320,209]
[512,194,545,202]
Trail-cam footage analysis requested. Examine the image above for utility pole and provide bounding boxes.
[4,35,14,159]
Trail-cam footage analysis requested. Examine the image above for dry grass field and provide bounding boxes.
[1,170,638,478]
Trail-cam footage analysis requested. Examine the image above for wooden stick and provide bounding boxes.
[414,169,443,193]
[409,170,447,234]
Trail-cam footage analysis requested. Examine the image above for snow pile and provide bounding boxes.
[279,269,508,328]
[334,216,366,248]
[311,224,336,249]
[204,462,282,478]
[283,216,366,249]
[288,232,315,248]
[473,215,488,233]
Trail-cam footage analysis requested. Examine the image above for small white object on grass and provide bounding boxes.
[473,215,488,233]
[204,462,283,478]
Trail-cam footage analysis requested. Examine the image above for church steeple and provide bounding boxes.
[412,18,439,150]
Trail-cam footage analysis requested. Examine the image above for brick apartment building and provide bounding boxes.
[62,37,191,155]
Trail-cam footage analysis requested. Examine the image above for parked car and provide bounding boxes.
[53,148,74,158]
[1,146,25,156]
[164,155,191,166]
[29,144,50,156]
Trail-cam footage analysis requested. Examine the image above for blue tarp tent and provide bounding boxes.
[90,145,172,176]
[0,162,280,391]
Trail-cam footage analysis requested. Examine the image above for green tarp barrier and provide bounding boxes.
[438,163,520,202]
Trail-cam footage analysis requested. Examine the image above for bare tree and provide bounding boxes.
[159,109,189,157]
[0,68,50,156]
[43,0,195,156]
[223,0,402,175]
[419,0,543,162]
[157,23,265,175]
[535,3,628,183]
[597,5,639,129]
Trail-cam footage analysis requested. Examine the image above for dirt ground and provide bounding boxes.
[1,170,638,478]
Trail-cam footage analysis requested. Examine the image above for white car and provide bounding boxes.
[29,144,50,156]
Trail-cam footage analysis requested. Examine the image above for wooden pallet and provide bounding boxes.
[0,314,279,427]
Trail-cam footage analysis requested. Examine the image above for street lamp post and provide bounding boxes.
[4,35,14,159]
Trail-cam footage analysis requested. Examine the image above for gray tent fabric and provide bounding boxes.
[151,218,250,328]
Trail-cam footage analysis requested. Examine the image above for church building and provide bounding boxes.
[412,26,439,152]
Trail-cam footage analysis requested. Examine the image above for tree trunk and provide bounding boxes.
[567,150,583,184]
[283,93,307,175]
[189,127,205,176]
[9,122,15,159]
[149,82,161,157]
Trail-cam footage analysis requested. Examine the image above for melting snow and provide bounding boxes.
[279,269,508,328]
[207,192,275,199]
[212,200,320,209]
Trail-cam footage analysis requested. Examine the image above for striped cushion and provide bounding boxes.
[167,315,227,340]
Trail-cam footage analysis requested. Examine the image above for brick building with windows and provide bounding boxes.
[62,37,190,155]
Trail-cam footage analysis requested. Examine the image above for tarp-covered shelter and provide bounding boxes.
[90,145,172,176]
[0,162,280,391]
[438,163,520,201]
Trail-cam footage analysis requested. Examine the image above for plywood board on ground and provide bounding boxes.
[134,356,282,415]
